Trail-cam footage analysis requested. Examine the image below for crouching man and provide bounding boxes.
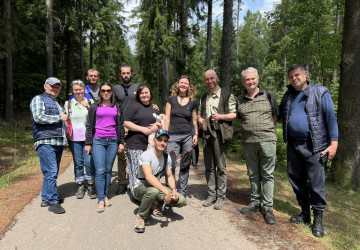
[133,130,187,233]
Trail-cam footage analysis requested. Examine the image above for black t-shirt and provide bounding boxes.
[124,102,159,150]
[167,96,197,135]
[113,83,139,114]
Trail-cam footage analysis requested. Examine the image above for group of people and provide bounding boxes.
[30,64,338,237]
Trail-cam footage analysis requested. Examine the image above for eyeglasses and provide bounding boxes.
[156,129,169,135]
[101,89,112,93]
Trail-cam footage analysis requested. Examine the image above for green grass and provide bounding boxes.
[0,113,38,189]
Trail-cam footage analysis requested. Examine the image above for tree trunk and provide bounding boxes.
[235,0,241,79]
[66,26,74,98]
[160,55,170,107]
[206,0,212,69]
[46,0,53,77]
[332,2,341,89]
[219,0,233,90]
[3,0,14,124]
[90,30,94,69]
[330,0,360,191]
[178,0,188,75]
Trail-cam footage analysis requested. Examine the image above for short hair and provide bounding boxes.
[135,85,154,103]
[71,79,85,89]
[287,64,306,74]
[119,65,132,73]
[170,75,197,101]
[97,82,116,106]
[241,67,259,79]
[87,69,99,76]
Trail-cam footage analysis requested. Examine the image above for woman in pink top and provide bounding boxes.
[85,83,125,213]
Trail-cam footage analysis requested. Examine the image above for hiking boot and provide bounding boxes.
[41,201,50,207]
[87,185,97,199]
[104,197,112,207]
[96,201,105,213]
[76,185,86,199]
[134,215,145,233]
[240,202,261,213]
[116,184,127,195]
[202,197,216,207]
[151,203,163,217]
[214,199,225,210]
[312,210,324,238]
[290,208,311,224]
[48,203,65,214]
[264,209,276,225]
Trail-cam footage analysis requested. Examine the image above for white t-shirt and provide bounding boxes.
[134,149,172,188]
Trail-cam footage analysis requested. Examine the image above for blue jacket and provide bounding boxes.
[280,83,337,153]
[69,85,95,100]
[31,93,63,142]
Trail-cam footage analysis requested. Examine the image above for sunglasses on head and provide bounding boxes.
[101,89,112,93]
[157,129,169,135]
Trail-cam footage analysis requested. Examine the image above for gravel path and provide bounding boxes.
[0,158,258,250]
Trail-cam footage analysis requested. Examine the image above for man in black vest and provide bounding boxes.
[198,70,237,210]
[279,64,338,238]
[30,77,68,214]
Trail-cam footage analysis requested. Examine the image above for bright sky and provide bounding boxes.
[123,0,281,53]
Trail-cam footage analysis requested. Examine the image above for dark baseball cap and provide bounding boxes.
[155,129,170,139]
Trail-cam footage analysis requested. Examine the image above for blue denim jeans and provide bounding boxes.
[92,138,118,202]
[68,140,95,182]
[36,144,64,205]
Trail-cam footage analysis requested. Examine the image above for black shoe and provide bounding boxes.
[41,201,50,207]
[240,202,261,213]
[312,210,324,238]
[290,210,311,224]
[87,185,97,199]
[48,203,65,214]
[41,198,63,207]
[264,209,276,224]
[116,184,127,195]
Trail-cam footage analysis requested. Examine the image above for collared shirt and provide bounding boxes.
[198,88,237,129]
[237,87,278,143]
[30,95,68,149]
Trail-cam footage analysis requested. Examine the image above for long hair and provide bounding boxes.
[97,83,116,107]
[136,85,154,103]
[170,75,196,100]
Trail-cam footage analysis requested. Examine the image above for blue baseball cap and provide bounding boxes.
[45,77,61,85]
[155,129,170,139]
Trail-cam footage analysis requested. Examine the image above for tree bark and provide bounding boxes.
[3,0,14,124]
[66,26,74,98]
[235,0,241,78]
[46,0,54,77]
[330,0,360,190]
[160,55,170,107]
[219,0,233,90]
[90,30,94,69]
[178,0,188,75]
[206,0,212,69]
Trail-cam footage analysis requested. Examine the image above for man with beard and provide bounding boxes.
[113,65,140,194]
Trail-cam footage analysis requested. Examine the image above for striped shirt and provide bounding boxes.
[30,95,68,149]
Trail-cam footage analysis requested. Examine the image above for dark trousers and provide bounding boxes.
[203,131,229,200]
[287,139,326,211]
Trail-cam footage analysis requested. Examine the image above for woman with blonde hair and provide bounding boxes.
[164,75,198,197]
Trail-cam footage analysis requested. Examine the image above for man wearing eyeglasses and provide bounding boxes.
[133,130,187,233]
[198,70,237,210]
[30,77,68,214]
[113,65,140,195]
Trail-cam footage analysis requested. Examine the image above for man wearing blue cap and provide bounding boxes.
[133,130,187,233]
[30,77,68,214]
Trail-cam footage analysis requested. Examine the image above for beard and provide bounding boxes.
[122,77,131,84]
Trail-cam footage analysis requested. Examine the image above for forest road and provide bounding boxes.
[0,157,258,250]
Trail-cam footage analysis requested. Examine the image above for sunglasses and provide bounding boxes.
[101,89,112,93]
[156,129,169,136]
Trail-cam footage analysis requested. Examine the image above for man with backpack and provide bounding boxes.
[133,130,187,233]
[237,67,279,225]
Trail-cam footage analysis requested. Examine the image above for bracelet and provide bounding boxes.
[171,188,177,191]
